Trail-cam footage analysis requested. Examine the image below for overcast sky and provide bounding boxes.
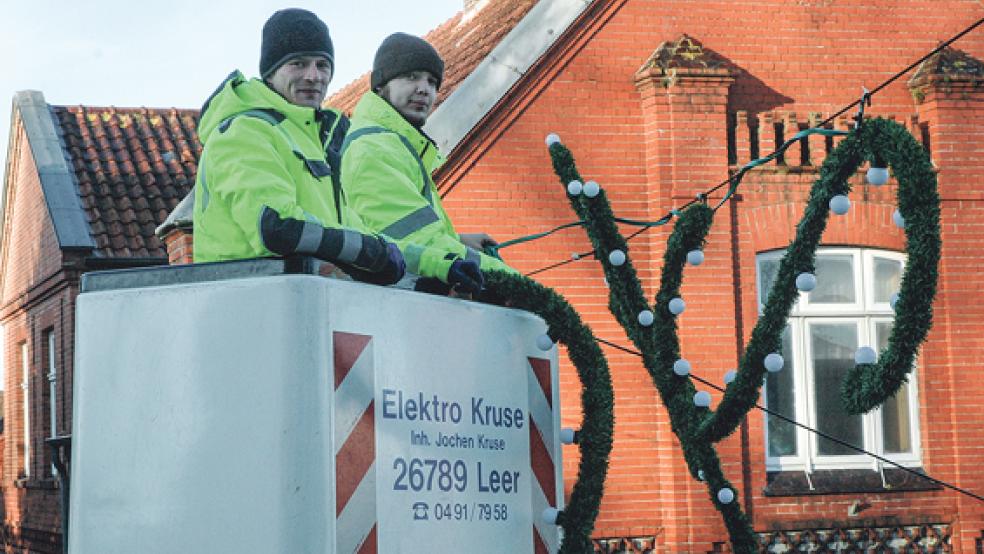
[0,0,467,387]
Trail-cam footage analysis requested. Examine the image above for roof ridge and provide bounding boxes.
[425,0,593,154]
[326,0,540,116]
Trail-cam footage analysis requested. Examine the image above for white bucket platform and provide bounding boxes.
[69,259,563,553]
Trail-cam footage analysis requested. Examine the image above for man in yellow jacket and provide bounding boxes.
[194,10,477,290]
[340,33,513,295]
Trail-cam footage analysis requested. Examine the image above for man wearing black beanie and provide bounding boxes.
[191,9,409,285]
[341,33,515,297]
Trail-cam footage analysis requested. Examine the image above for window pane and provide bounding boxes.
[766,327,797,457]
[876,321,912,453]
[759,257,780,307]
[810,255,856,304]
[873,257,902,304]
[812,323,862,455]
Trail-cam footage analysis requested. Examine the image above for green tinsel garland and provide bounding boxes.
[542,117,939,551]
[483,270,614,554]
[840,119,940,414]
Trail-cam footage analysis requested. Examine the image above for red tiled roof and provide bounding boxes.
[328,0,539,114]
[54,106,201,258]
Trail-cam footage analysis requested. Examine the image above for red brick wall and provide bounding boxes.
[1,123,63,305]
[913,80,984,553]
[1,120,73,553]
[438,0,984,550]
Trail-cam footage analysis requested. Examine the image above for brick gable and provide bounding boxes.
[432,0,984,549]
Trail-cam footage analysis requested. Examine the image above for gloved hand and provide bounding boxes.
[447,259,483,294]
[341,240,406,286]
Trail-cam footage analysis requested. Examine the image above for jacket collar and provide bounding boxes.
[252,78,325,124]
[199,69,338,141]
[352,92,445,171]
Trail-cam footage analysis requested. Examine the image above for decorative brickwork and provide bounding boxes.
[636,35,732,88]
[758,524,951,552]
[589,528,954,554]
[592,534,657,553]
[908,46,984,91]
[728,111,929,170]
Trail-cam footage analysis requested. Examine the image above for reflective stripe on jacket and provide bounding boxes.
[340,92,514,275]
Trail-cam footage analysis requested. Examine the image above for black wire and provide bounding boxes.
[593,337,984,504]
[520,16,984,277]
[524,218,662,276]
[817,16,984,129]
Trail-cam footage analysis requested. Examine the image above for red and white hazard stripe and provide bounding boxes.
[528,356,560,553]
[333,332,378,554]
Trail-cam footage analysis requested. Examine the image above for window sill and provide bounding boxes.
[764,467,941,496]
[13,477,59,490]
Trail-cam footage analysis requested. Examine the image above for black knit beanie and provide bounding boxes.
[371,33,444,91]
[260,9,334,79]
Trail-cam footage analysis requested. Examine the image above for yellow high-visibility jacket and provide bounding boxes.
[340,92,514,275]
[192,71,453,283]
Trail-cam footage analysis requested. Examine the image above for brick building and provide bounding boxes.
[4,0,984,551]
[334,1,984,550]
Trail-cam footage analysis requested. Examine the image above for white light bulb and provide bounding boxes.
[724,370,737,385]
[687,250,705,266]
[541,507,560,525]
[866,166,889,186]
[855,346,877,365]
[893,209,905,229]
[718,488,735,504]
[638,310,655,326]
[608,249,626,266]
[829,195,851,215]
[560,428,577,445]
[764,353,784,373]
[536,334,554,351]
[796,272,817,292]
[694,391,712,407]
[567,180,583,196]
[668,297,686,315]
[583,181,600,198]
[545,133,561,147]
[673,359,691,376]
[572,252,581,260]
[697,470,705,481]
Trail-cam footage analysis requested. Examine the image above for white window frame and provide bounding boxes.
[46,330,57,440]
[760,248,921,472]
[796,250,864,314]
[45,329,59,477]
[21,341,30,478]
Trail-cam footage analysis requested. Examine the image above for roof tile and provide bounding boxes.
[53,105,202,258]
